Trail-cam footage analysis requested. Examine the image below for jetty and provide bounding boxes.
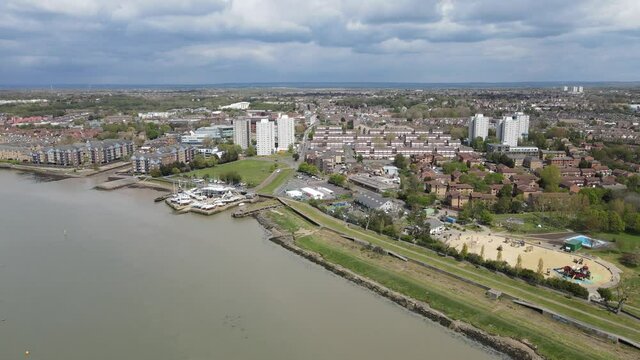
[95,176,139,190]
[233,202,281,218]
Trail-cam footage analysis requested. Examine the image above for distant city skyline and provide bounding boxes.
[1,1,639,85]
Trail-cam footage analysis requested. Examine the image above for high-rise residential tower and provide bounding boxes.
[233,119,251,149]
[256,119,275,156]
[276,114,295,151]
[468,113,488,141]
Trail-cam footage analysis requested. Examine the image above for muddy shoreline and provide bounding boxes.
[254,212,542,360]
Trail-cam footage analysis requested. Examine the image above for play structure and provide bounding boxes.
[555,264,592,281]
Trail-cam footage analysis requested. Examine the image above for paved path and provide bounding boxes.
[283,200,640,339]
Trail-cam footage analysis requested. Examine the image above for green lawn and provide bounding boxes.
[186,159,279,187]
[282,199,640,341]
[591,232,640,253]
[258,168,294,194]
[588,232,640,309]
[295,234,630,360]
[493,212,571,234]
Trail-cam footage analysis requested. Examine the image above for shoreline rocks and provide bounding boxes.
[254,212,542,360]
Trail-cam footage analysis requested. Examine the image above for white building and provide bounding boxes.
[497,117,521,147]
[256,119,275,156]
[496,112,529,146]
[181,125,234,145]
[276,114,295,151]
[233,119,251,149]
[301,187,325,200]
[513,112,530,139]
[220,102,250,110]
[468,113,488,141]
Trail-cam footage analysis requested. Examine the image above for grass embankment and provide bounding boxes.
[186,159,280,187]
[262,209,639,360]
[588,232,640,311]
[257,168,294,194]
[281,199,640,342]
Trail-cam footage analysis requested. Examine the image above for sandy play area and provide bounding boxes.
[438,229,616,289]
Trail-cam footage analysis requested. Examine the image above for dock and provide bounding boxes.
[95,176,139,190]
[233,202,281,218]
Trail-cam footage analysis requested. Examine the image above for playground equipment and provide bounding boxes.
[555,264,592,280]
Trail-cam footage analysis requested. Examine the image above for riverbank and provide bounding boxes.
[251,205,640,360]
[253,212,540,360]
[0,161,131,178]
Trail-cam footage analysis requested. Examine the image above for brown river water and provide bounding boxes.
[0,171,501,359]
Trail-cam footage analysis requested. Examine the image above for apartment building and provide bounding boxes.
[256,119,275,156]
[276,114,295,151]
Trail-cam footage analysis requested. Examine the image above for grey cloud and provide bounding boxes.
[0,0,639,84]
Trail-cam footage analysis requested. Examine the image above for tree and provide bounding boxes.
[537,258,544,275]
[298,162,319,176]
[356,154,363,163]
[245,145,257,157]
[539,165,561,192]
[328,174,347,187]
[219,171,242,184]
[597,288,613,302]
[442,161,468,174]
[460,243,469,259]
[292,153,300,162]
[608,211,625,233]
[393,154,408,170]
[613,282,634,313]
[496,249,503,262]
[516,254,523,271]
[150,168,162,178]
[478,209,494,226]
[480,245,485,259]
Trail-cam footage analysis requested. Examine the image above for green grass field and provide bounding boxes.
[258,168,294,194]
[292,232,636,360]
[588,232,640,309]
[493,212,571,234]
[186,159,280,187]
[281,199,640,341]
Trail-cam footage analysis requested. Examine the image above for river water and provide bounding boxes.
[0,171,500,359]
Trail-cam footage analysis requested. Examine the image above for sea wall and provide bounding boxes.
[254,213,542,360]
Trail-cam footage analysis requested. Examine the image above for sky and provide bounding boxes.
[1,0,639,85]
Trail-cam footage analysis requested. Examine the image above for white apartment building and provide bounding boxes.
[256,119,275,156]
[468,113,488,141]
[497,117,521,147]
[233,119,251,149]
[276,114,295,151]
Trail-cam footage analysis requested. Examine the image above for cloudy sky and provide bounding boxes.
[1,0,639,85]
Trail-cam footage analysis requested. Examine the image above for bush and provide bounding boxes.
[219,171,242,184]
[298,162,319,176]
[620,253,640,267]
[328,174,347,187]
[545,278,589,299]
[519,269,544,285]
[597,287,614,302]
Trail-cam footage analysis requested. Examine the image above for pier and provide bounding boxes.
[95,176,139,190]
[232,202,281,218]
